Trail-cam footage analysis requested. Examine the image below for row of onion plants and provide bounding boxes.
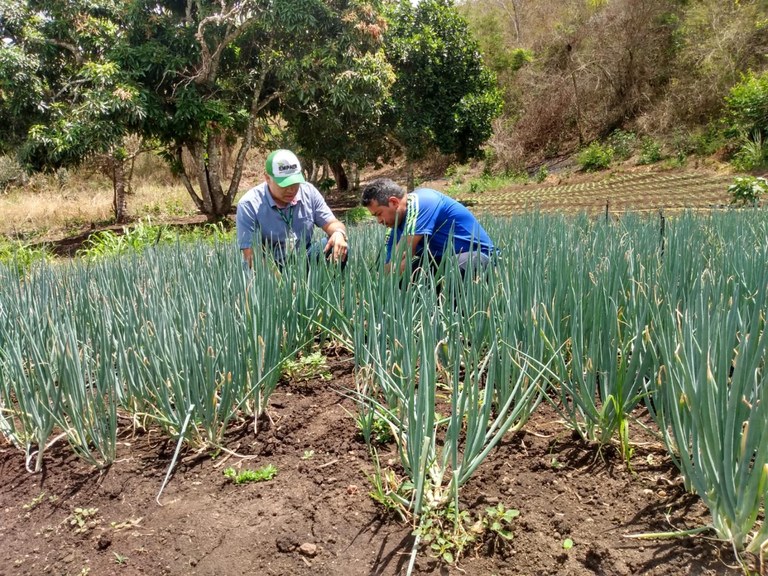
[0,240,340,471]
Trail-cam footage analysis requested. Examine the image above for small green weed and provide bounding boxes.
[482,503,520,543]
[357,411,395,445]
[22,492,46,511]
[416,502,478,564]
[280,351,331,382]
[365,450,410,520]
[223,464,278,484]
[68,507,100,534]
[301,449,315,460]
[113,552,128,565]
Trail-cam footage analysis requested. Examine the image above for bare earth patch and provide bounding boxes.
[0,357,739,576]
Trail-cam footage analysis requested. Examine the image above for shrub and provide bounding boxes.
[577,142,614,172]
[728,175,767,207]
[726,71,768,138]
[731,130,768,171]
[607,130,636,161]
[344,206,374,225]
[0,155,24,193]
[637,138,662,165]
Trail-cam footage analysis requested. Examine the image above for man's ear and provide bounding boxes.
[388,196,400,208]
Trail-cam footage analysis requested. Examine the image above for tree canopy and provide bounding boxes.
[1,0,505,217]
[385,0,502,162]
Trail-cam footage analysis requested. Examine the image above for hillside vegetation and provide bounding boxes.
[460,0,768,172]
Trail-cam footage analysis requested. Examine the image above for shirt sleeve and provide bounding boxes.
[309,185,336,228]
[407,191,437,236]
[236,199,257,249]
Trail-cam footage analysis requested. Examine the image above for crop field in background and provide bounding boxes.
[1,202,766,576]
[454,170,735,216]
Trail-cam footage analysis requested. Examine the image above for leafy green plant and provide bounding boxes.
[344,206,374,225]
[482,503,520,544]
[728,176,767,207]
[637,137,662,165]
[0,240,50,275]
[726,70,768,138]
[577,142,614,172]
[68,507,100,534]
[732,130,768,171]
[301,449,315,460]
[607,129,637,161]
[357,411,395,445]
[113,552,128,565]
[223,465,278,485]
[280,351,331,382]
[534,165,548,183]
[316,177,336,193]
[415,502,477,564]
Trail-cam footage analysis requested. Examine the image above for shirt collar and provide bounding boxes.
[265,182,303,210]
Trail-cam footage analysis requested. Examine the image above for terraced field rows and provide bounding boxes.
[463,171,735,215]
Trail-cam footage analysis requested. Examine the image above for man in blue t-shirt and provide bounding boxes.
[360,178,495,276]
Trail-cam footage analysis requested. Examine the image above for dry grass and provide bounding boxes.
[0,177,198,240]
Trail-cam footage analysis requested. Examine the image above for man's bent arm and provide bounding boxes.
[394,234,423,274]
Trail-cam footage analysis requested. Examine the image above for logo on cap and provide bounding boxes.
[266,149,306,186]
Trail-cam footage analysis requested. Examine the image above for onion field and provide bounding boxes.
[1,208,767,574]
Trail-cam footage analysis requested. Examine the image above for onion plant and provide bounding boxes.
[646,264,768,561]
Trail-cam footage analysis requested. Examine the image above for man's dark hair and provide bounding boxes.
[360,178,405,207]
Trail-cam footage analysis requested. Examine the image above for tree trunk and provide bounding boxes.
[112,156,128,224]
[177,134,234,221]
[330,161,349,192]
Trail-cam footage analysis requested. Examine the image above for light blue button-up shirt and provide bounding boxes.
[236,181,336,261]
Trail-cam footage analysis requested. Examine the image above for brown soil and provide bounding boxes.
[0,356,741,576]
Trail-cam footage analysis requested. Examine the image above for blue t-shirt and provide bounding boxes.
[385,188,494,263]
[236,181,335,260]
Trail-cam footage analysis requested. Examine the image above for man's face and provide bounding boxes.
[266,175,300,207]
[366,197,400,228]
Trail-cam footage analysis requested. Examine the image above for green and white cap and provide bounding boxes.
[265,149,305,187]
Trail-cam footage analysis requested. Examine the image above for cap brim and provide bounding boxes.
[273,173,305,187]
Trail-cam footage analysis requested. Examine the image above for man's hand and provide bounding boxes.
[241,247,254,269]
[324,229,348,263]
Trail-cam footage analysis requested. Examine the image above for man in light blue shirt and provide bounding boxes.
[236,149,348,268]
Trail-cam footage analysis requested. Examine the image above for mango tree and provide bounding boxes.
[118,0,387,219]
